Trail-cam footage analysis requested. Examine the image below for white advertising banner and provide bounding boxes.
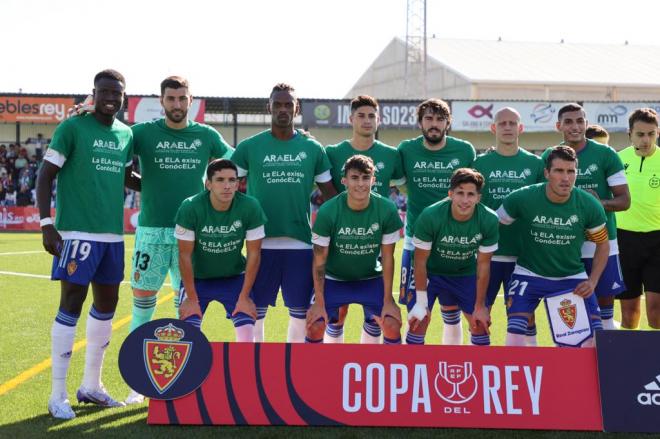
[451,101,572,132]
[127,97,206,123]
[583,102,660,132]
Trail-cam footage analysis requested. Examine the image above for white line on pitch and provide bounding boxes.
[0,270,172,288]
[0,250,46,256]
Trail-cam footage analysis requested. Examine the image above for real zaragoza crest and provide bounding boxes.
[144,323,192,394]
[558,298,577,329]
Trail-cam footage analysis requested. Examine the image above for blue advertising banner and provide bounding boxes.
[596,330,660,433]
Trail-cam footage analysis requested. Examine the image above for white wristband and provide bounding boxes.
[40,217,53,227]
[407,290,428,322]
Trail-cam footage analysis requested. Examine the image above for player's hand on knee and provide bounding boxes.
[380,299,402,324]
[41,225,63,257]
[470,306,491,335]
[574,280,596,298]
[306,302,327,329]
[233,296,257,320]
[179,297,202,320]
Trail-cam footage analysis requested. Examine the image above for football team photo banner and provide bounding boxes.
[146,342,603,430]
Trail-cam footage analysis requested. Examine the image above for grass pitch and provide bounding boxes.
[0,233,649,437]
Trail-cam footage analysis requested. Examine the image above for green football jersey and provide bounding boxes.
[473,148,545,257]
[501,183,607,278]
[49,113,133,234]
[312,192,402,281]
[133,119,232,228]
[326,140,404,198]
[398,135,476,237]
[231,130,331,244]
[175,191,267,279]
[413,199,499,276]
[541,140,625,242]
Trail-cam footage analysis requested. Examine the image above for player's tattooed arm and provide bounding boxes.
[36,161,62,257]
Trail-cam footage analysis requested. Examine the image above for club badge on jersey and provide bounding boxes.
[119,318,212,399]
[544,290,593,347]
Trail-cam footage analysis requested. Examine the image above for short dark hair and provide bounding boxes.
[343,154,375,176]
[160,76,189,95]
[351,95,378,112]
[417,99,451,123]
[585,124,609,139]
[628,107,659,131]
[545,145,577,170]
[449,168,484,192]
[94,69,125,87]
[206,159,238,180]
[558,103,584,121]
[270,83,296,98]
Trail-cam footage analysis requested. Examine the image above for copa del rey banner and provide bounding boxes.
[127,97,206,124]
[147,343,603,430]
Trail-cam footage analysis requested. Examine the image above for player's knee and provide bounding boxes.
[336,305,349,325]
[59,285,87,315]
[133,288,157,298]
[408,315,430,335]
[306,320,325,340]
[381,316,401,339]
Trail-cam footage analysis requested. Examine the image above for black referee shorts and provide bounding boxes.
[616,228,660,299]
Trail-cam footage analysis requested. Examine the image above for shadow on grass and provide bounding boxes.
[0,405,631,439]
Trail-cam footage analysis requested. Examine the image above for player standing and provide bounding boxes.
[615,108,660,329]
[324,95,404,343]
[174,159,266,339]
[37,70,136,419]
[398,99,476,345]
[406,168,498,345]
[125,76,232,404]
[473,107,545,345]
[541,104,630,330]
[231,83,336,342]
[306,155,403,344]
[498,146,609,347]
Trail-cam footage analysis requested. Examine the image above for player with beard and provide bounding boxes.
[37,69,137,419]
[541,103,630,330]
[231,83,337,343]
[124,76,232,404]
[397,99,476,345]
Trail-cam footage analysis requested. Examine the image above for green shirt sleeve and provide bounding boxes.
[604,146,625,178]
[311,204,334,238]
[481,210,500,247]
[413,209,434,242]
[49,119,75,158]
[174,199,197,231]
[231,140,249,171]
[584,192,607,230]
[383,201,404,234]
[502,188,523,220]
[314,141,332,177]
[246,197,268,230]
[209,126,233,159]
